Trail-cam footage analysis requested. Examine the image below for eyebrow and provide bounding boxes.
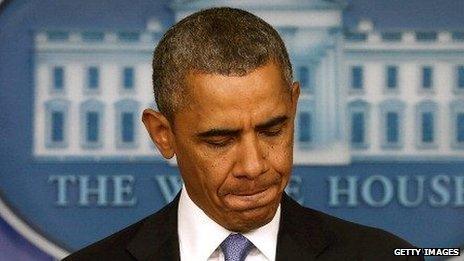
[196,115,289,138]
[256,115,288,130]
[196,128,241,138]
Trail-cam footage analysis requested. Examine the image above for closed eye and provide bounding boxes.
[204,138,233,148]
[256,115,288,137]
[260,129,283,137]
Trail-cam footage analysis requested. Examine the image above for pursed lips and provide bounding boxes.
[226,178,280,197]
[233,187,268,196]
[219,179,282,209]
[227,185,277,206]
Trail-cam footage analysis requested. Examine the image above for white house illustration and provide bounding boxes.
[33,0,464,164]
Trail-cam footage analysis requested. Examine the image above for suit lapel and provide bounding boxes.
[276,193,335,261]
[126,193,180,261]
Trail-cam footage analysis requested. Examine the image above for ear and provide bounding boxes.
[142,109,175,159]
[291,81,300,113]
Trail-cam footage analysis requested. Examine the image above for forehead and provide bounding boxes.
[186,62,289,100]
[177,62,291,129]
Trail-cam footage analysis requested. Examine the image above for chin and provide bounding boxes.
[225,203,277,232]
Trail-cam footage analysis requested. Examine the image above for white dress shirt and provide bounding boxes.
[178,186,281,261]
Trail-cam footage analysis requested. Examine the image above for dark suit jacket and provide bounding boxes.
[64,193,423,260]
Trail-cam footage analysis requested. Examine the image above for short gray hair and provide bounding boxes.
[152,7,293,122]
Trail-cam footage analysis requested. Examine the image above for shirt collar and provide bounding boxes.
[243,203,280,260]
[178,185,281,261]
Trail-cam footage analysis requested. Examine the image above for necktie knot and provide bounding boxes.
[220,233,254,261]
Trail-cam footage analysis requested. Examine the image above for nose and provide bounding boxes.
[233,133,268,179]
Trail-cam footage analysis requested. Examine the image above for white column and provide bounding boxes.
[316,53,328,145]
[326,48,336,143]
[34,64,47,156]
[67,63,82,154]
[103,64,118,154]
[335,32,347,143]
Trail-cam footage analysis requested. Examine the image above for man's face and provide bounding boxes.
[163,62,298,232]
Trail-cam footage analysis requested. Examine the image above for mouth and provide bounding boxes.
[233,188,268,198]
[223,185,278,210]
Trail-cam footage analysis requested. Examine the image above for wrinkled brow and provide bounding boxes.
[255,115,288,130]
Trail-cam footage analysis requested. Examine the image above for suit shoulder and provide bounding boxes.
[62,215,146,260]
[304,207,418,258]
[283,195,413,248]
[63,199,177,261]
[313,208,412,246]
[284,195,420,259]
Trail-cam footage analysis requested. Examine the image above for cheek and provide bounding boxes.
[270,150,292,175]
[268,134,293,176]
[196,151,235,193]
